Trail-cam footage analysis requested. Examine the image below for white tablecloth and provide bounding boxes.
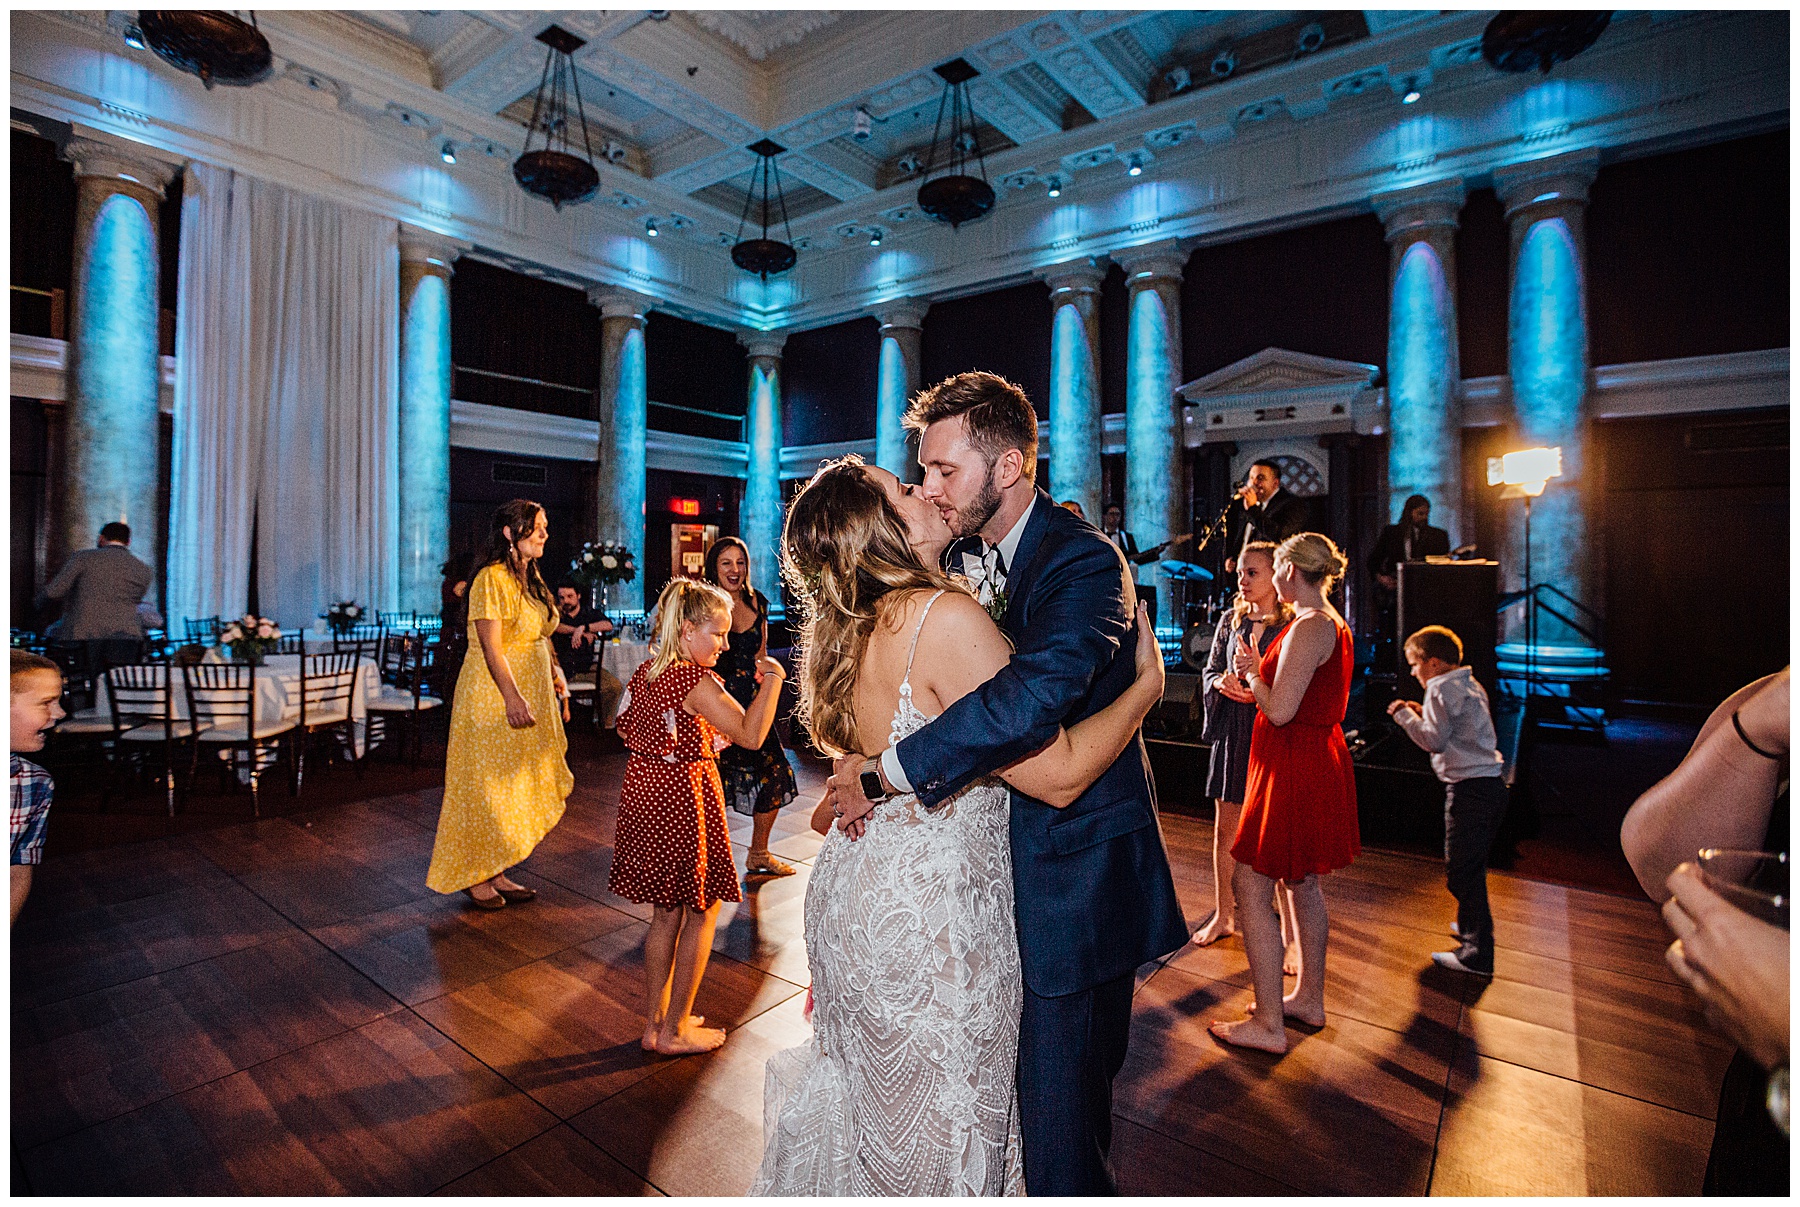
[601,639,654,685]
[598,639,654,728]
[94,654,383,755]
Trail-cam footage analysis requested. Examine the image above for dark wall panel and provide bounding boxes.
[450,259,600,418]
[646,311,746,442]
[1598,407,1787,705]
[11,130,76,339]
[1455,187,1510,380]
[447,447,596,593]
[1099,263,1128,415]
[783,316,879,446]
[1588,131,1788,365]
[1181,212,1389,380]
[921,281,1053,418]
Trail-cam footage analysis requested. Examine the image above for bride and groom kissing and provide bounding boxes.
[749,372,1188,1195]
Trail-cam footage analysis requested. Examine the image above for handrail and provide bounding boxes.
[1494,583,1605,648]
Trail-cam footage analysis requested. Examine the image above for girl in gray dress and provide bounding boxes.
[1193,542,1295,954]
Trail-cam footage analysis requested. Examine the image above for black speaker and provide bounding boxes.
[1397,560,1499,698]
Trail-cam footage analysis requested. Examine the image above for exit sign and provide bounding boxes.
[669,497,701,516]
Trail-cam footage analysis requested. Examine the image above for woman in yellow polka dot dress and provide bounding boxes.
[426,499,574,907]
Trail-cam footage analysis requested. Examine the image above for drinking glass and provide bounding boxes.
[1696,848,1788,930]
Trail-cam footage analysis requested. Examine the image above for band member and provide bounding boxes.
[1227,460,1308,572]
[1368,494,1451,671]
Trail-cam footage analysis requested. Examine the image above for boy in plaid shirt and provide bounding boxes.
[12,650,64,925]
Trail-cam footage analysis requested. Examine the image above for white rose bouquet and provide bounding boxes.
[570,540,637,588]
[324,600,364,636]
[219,613,281,663]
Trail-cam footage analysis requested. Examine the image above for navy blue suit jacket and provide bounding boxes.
[895,489,1189,997]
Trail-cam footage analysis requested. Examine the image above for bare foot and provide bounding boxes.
[1281,993,1326,1029]
[654,1022,727,1055]
[493,874,526,892]
[467,882,502,903]
[1191,914,1236,946]
[1283,943,1301,977]
[1209,1017,1288,1054]
[642,1015,706,1051]
[1245,999,1325,1027]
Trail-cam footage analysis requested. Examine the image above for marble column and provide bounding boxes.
[874,301,926,483]
[591,287,653,613]
[1117,241,1186,592]
[1043,258,1105,521]
[59,136,177,602]
[397,225,468,615]
[1494,152,1599,646]
[740,332,787,610]
[1374,178,1466,546]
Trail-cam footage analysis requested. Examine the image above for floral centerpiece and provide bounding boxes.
[570,541,637,612]
[220,614,280,664]
[323,600,364,636]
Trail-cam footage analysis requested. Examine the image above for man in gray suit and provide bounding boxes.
[39,522,154,669]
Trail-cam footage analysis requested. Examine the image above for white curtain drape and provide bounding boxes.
[168,163,399,631]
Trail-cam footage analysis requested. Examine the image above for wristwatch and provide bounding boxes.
[859,757,893,804]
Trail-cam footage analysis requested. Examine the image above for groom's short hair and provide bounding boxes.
[903,372,1038,477]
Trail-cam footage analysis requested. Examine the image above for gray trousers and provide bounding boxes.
[1444,774,1508,953]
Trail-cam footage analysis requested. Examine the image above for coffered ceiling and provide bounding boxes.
[17,9,1784,332]
[263,9,1424,237]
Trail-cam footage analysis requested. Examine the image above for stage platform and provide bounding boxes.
[12,739,1725,1196]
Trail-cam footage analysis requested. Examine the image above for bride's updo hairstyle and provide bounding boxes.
[1275,531,1349,595]
[782,456,967,757]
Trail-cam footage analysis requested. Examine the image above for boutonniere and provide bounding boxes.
[961,558,1009,622]
[985,583,1010,624]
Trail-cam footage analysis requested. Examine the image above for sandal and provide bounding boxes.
[463,886,506,911]
[745,853,796,877]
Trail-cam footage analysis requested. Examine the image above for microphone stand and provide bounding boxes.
[1186,493,1242,618]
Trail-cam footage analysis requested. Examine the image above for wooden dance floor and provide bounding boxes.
[11,746,1729,1195]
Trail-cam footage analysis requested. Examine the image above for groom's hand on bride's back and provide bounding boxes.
[827,751,876,840]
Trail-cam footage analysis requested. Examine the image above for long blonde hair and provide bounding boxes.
[645,577,732,681]
[781,456,968,756]
[1230,541,1296,628]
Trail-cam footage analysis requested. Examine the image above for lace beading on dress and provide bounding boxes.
[749,591,1025,1196]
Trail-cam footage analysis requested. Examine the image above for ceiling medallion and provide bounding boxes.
[731,139,798,280]
[513,25,601,211]
[137,11,273,90]
[1480,12,1612,75]
[916,59,996,230]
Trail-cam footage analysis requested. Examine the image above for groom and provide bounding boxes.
[829,371,1188,1194]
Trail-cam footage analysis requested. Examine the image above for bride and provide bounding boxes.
[749,457,1164,1196]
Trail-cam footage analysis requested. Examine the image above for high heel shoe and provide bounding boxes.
[463,886,507,910]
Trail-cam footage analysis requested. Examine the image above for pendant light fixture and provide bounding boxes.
[915,58,995,229]
[137,11,273,90]
[1480,11,1612,75]
[731,139,798,280]
[512,25,601,210]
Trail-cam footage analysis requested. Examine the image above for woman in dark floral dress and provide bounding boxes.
[705,537,799,877]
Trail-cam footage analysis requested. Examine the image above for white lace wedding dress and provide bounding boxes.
[749,592,1025,1196]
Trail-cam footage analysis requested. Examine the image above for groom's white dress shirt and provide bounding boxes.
[879,497,1037,795]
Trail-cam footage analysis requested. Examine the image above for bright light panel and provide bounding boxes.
[1487,446,1563,492]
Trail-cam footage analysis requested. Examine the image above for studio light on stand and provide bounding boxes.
[1489,445,1563,706]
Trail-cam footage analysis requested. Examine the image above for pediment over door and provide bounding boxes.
[1177,347,1383,444]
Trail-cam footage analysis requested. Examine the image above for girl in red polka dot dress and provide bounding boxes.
[610,577,787,1055]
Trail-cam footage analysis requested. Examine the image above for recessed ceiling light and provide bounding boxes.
[645,218,659,237]
[869,230,882,247]
[1402,89,1422,104]
[440,142,457,165]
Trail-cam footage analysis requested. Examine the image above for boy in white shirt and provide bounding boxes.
[1388,625,1506,976]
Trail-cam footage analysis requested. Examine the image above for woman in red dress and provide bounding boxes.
[609,577,786,1055]
[1210,532,1359,1054]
